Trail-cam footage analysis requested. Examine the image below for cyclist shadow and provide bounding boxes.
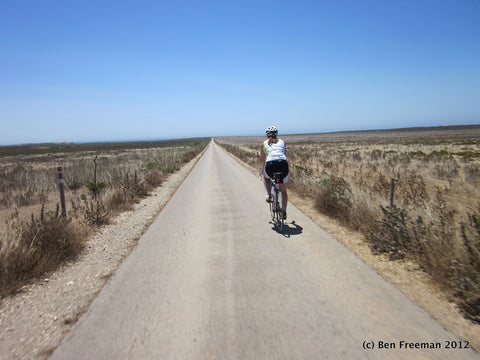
[270,220,303,237]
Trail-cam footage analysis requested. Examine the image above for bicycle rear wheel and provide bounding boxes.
[269,186,278,221]
[275,192,284,232]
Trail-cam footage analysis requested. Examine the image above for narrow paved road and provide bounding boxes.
[51,142,479,359]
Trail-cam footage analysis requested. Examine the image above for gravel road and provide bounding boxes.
[47,142,479,360]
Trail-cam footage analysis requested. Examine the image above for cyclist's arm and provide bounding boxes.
[260,145,266,168]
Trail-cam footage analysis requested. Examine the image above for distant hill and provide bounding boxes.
[216,124,480,145]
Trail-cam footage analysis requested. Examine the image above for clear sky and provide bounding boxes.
[1,0,479,145]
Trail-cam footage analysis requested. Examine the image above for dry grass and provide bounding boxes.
[0,206,88,296]
[216,126,480,323]
[0,139,209,298]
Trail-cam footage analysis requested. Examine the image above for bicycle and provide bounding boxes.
[260,170,285,232]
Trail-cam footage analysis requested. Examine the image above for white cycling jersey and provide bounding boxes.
[263,139,287,162]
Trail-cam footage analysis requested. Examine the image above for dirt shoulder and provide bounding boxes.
[0,151,204,360]
[221,146,480,354]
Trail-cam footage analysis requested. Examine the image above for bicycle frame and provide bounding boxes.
[260,170,284,232]
[270,172,284,231]
[271,176,281,212]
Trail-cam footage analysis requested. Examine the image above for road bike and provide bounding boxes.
[260,171,285,232]
[270,172,285,232]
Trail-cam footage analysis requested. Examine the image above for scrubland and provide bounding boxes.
[217,125,480,323]
[0,138,209,298]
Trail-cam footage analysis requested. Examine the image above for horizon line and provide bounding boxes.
[2,124,480,147]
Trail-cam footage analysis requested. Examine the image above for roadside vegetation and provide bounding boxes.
[217,126,480,323]
[0,138,209,298]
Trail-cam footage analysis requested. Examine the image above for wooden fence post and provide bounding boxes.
[93,156,98,199]
[390,178,395,208]
[57,166,67,218]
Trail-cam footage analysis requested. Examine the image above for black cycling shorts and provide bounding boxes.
[264,160,289,184]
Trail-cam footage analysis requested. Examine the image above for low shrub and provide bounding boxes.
[368,206,411,260]
[144,169,165,190]
[367,203,480,323]
[314,176,352,224]
[84,199,110,226]
[85,181,107,195]
[464,163,480,185]
[457,209,480,323]
[0,206,87,297]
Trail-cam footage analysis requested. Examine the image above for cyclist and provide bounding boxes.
[260,125,289,219]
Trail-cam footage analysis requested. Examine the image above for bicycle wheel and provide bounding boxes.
[269,187,277,221]
[275,191,284,232]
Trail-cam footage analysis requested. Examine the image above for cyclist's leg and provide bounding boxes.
[263,176,272,195]
[263,162,274,200]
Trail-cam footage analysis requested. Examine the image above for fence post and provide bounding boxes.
[390,178,395,208]
[57,166,67,217]
[93,156,98,199]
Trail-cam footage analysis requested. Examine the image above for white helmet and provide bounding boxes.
[266,126,278,137]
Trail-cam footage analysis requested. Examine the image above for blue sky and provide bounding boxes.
[1,0,479,145]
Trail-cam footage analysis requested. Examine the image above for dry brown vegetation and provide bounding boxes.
[0,139,209,298]
[216,125,480,323]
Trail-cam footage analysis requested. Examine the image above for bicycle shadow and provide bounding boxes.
[270,220,303,237]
